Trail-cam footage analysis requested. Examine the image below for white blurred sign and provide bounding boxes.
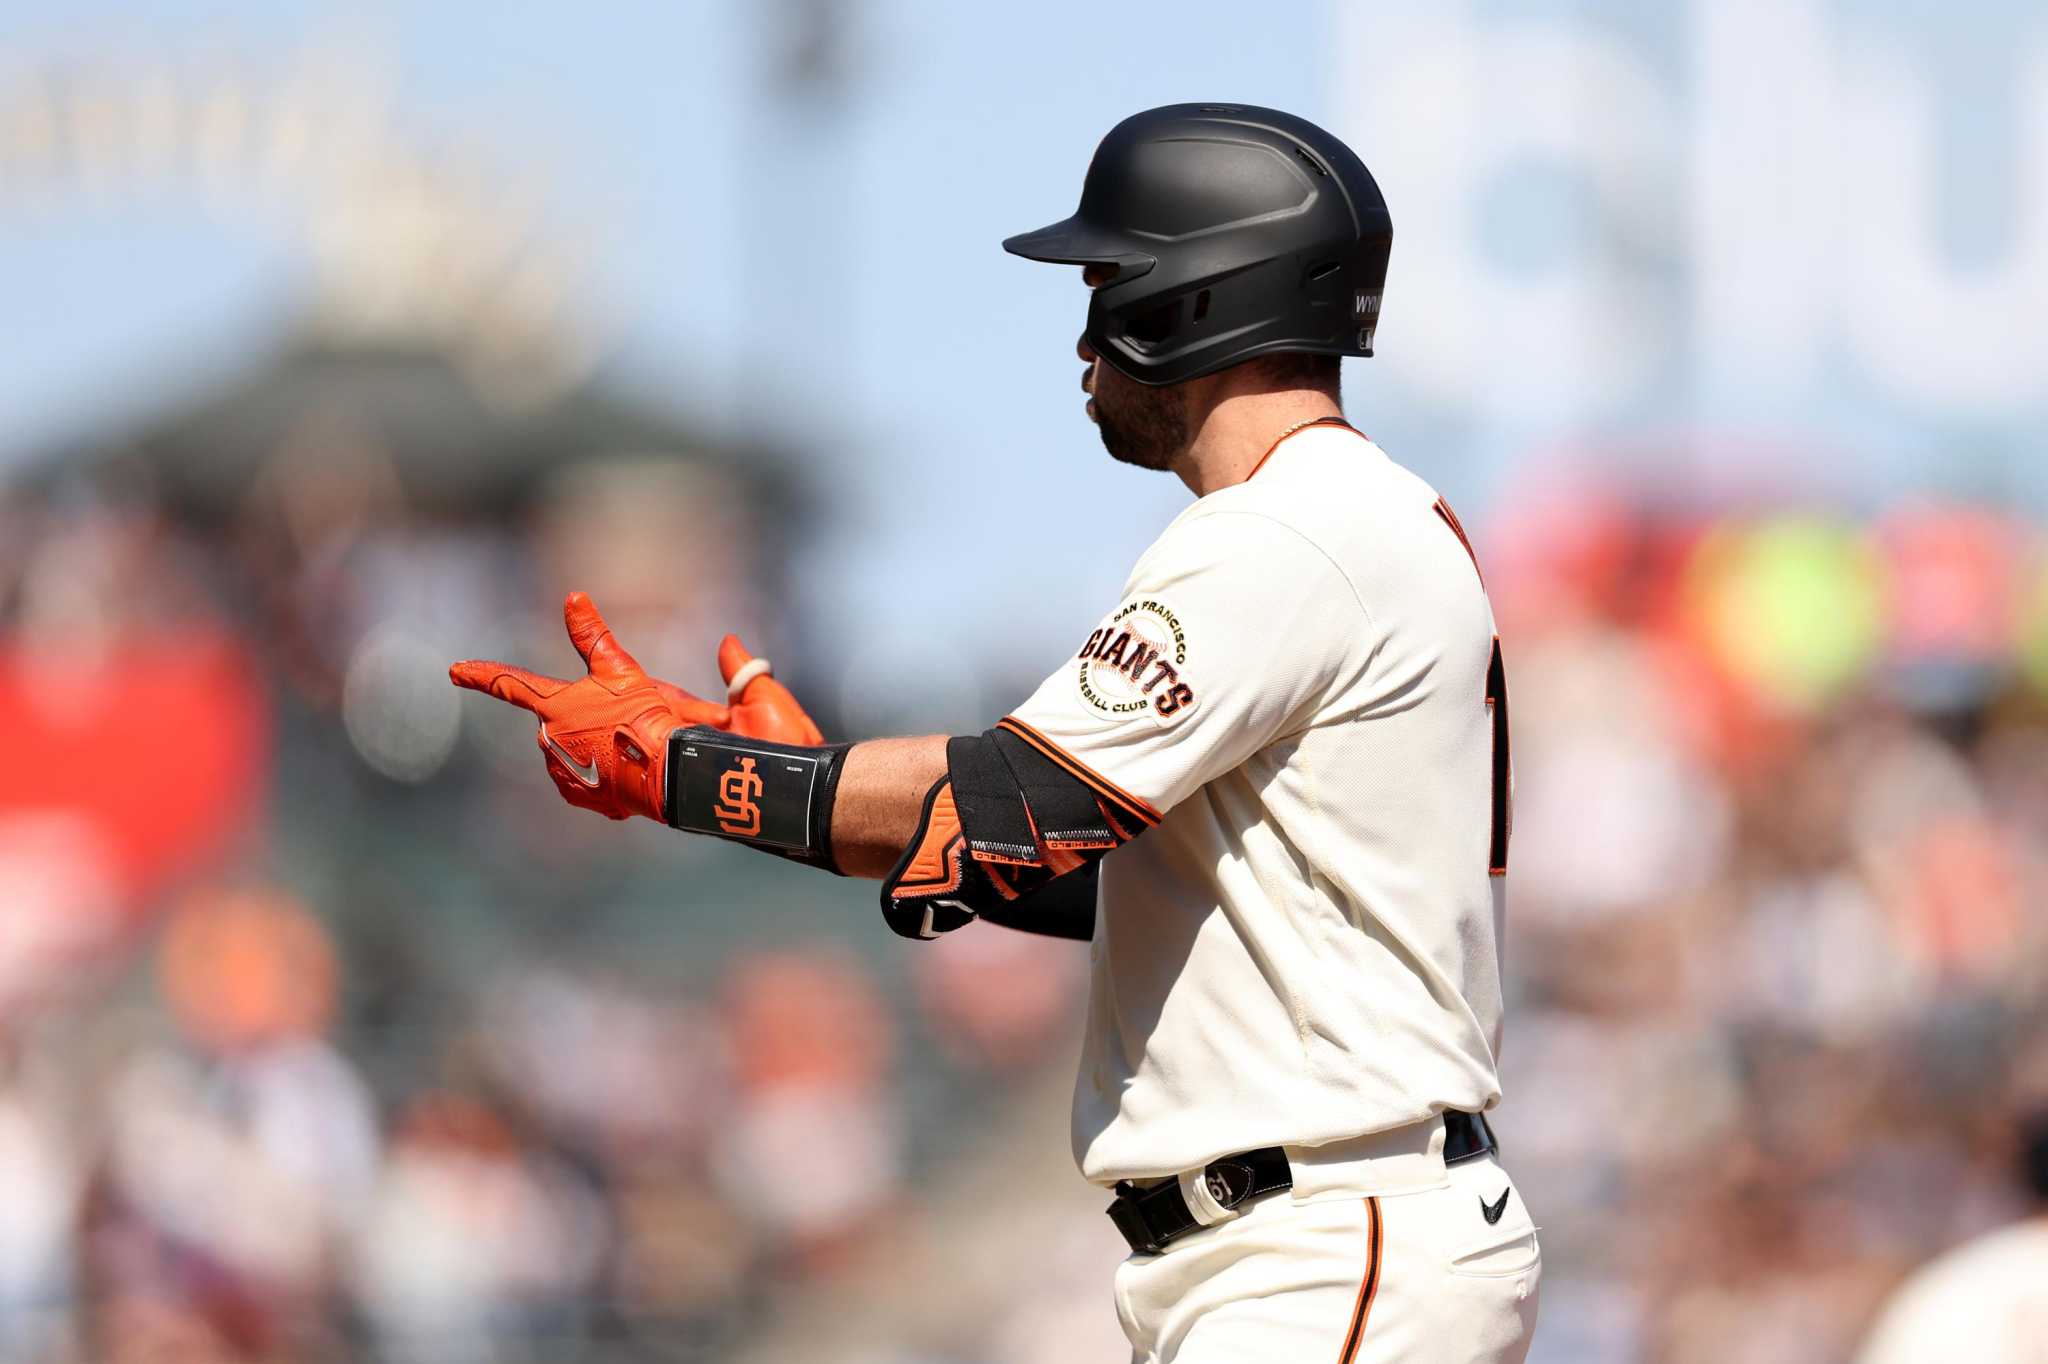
[1335,0,2048,425]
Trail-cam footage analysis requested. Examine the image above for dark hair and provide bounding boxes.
[1240,351,1343,399]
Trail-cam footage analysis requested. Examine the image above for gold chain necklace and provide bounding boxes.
[1273,416,1331,443]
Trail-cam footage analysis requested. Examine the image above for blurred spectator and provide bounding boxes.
[1855,1097,2048,1362]
[83,890,377,1360]
[351,1092,607,1363]
[713,951,903,1272]
[911,921,1085,1072]
[0,1029,79,1362]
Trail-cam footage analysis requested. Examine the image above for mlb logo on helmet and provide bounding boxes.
[1356,291,1382,351]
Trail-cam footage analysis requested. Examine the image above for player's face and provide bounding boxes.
[1080,265,1188,473]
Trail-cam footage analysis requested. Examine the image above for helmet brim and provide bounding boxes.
[1002,215,1157,275]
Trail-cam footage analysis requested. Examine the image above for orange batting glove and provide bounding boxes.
[708,633,826,746]
[450,592,729,822]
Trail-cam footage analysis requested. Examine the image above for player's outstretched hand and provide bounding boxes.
[714,633,826,746]
[450,592,729,822]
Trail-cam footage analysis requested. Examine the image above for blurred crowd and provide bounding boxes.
[1488,484,2048,1362]
[0,418,1097,1364]
[4,422,2048,1363]
[0,885,1090,1364]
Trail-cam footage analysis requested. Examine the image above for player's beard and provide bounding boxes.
[1091,361,1189,473]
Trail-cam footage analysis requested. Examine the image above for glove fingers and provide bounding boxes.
[749,678,825,745]
[718,632,784,705]
[449,660,567,712]
[716,633,755,688]
[564,591,647,683]
[719,633,824,745]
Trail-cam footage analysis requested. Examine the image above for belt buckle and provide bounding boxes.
[1109,1180,1177,1255]
[1443,1110,1499,1167]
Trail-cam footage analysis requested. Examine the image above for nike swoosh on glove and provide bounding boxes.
[450,592,730,822]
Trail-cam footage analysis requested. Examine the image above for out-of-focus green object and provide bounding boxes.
[1686,517,1885,711]
[2023,560,2048,695]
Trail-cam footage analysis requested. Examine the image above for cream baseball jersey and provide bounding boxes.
[1007,421,1511,1184]
[1856,1219,2048,1363]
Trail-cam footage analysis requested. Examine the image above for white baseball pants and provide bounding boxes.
[1110,1129,1540,1363]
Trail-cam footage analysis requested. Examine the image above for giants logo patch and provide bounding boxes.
[1075,598,1197,726]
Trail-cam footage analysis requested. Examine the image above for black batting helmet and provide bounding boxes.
[1004,103,1392,387]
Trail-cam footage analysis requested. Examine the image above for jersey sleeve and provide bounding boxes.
[1005,510,1365,819]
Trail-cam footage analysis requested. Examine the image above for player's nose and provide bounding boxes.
[1077,333,1097,362]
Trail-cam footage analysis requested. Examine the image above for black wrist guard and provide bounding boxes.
[665,727,850,873]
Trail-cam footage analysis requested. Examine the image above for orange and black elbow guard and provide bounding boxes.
[878,726,1146,940]
[665,727,851,873]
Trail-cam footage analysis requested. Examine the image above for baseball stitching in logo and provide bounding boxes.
[1075,598,1197,725]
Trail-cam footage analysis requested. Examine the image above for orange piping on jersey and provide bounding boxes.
[1433,498,1487,588]
[1244,415,1364,482]
[995,717,1162,828]
[1335,1197,1385,1364]
[1095,798,1141,845]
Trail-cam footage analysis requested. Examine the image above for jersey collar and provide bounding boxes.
[1244,416,1361,482]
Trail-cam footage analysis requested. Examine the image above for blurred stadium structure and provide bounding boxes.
[0,2,2044,1362]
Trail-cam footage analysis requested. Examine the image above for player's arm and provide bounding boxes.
[828,736,950,879]
[451,595,1113,940]
[449,593,934,862]
[458,506,1354,938]
[838,510,1365,939]
[835,504,1361,939]
[648,505,1353,941]
[659,711,1135,939]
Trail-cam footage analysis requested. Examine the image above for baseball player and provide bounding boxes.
[1855,1105,2048,1362]
[452,104,1538,1363]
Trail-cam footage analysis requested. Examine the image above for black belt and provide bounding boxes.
[1106,1111,1498,1256]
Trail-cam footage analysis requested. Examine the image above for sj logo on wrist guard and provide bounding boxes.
[669,732,825,850]
[714,758,764,836]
